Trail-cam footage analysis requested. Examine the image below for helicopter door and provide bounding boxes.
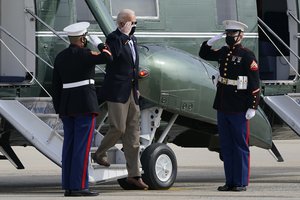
[0,0,35,84]
[257,0,298,80]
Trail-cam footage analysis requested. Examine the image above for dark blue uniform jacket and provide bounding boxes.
[199,41,260,112]
[52,44,112,116]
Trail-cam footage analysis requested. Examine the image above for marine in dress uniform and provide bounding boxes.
[92,9,149,190]
[52,22,112,196]
[199,20,260,192]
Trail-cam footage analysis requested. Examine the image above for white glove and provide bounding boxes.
[212,73,219,87]
[245,108,256,120]
[207,33,224,46]
[120,21,132,35]
[87,35,103,47]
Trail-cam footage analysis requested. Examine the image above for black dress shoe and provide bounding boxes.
[64,189,99,196]
[64,190,71,196]
[217,184,233,191]
[232,186,247,191]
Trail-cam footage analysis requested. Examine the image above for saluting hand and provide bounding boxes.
[87,35,103,47]
[120,21,132,35]
[207,33,224,46]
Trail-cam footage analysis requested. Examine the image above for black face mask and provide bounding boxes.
[129,26,136,35]
[225,36,236,46]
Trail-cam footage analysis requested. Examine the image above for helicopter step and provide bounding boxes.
[264,93,300,137]
[0,97,129,182]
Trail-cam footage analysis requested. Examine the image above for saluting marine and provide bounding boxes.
[199,20,260,192]
[52,22,112,196]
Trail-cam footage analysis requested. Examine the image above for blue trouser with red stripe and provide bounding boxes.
[61,114,95,190]
[217,111,250,187]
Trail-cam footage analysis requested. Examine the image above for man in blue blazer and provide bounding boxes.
[92,9,148,190]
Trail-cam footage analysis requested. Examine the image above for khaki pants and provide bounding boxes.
[95,91,141,177]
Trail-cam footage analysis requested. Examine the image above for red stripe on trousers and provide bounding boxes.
[246,120,250,184]
[81,115,95,189]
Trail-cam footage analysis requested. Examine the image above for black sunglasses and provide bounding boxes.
[131,21,137,25]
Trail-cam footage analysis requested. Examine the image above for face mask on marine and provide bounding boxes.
[225,35,236,46]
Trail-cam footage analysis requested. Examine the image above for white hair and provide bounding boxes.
[116,9,135,27]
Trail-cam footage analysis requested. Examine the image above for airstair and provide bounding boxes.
[0,97,128,183]
[264,94,300,137]
[257,10,300,138]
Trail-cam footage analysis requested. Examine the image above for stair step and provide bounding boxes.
[90,145,126,165]
[36,113,59,118]
[35,113,63,130]
[90,146,120,153]
[16,97,53,102]
[91,163,127,169]
[16,97,55,114]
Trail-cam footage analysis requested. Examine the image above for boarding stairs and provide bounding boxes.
[264,93,300,137]
[0,97,129,183]
[257,14,300,138]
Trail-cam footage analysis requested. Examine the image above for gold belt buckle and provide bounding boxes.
[222,78,228,84]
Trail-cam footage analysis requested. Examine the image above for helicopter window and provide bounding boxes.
[76,0,95,22]
[76,0,159,22]
[216,0,237,25]
[110,0,158,19]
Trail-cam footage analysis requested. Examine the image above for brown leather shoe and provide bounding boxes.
[92,155,110,167]
[127,177,149,190]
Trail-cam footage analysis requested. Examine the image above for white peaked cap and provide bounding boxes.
[63,22,90,36]
[223,20,248,32]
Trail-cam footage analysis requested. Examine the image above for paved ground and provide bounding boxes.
[0,140,300,199]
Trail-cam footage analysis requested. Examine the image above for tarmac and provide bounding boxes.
[0,139,300,200]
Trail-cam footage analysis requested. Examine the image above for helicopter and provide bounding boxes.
[0,0,299,190]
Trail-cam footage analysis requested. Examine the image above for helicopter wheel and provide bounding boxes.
[141,143,177,190]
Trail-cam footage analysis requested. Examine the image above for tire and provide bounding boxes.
[141,143,177,190]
